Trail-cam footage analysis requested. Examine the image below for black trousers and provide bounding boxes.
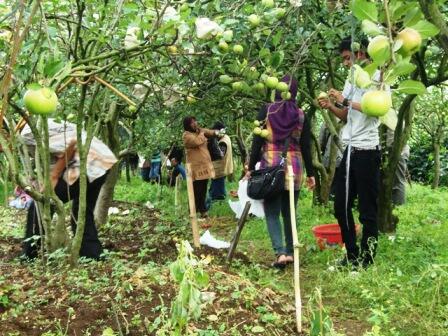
[23,173,107,260]
[193,179,208,213]
[334,148,380,263]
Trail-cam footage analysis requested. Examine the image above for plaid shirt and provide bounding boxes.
[260,118,304,190]
[21,119,117,185]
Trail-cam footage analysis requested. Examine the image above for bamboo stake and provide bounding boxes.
[185,163,200,248]
[94,76,136,106]
[226,201,251,268]
[174,174,180,215]
[288,165,302,334]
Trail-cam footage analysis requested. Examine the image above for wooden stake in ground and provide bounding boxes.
[174,175,181,215]
[288,165,302,334]
[226,201,251,268]
[185,163,200,248]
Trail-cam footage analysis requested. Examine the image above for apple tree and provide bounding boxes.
[413,85,448,189]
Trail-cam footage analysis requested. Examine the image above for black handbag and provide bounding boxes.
[247,136,290,200]
[208,137,224,161]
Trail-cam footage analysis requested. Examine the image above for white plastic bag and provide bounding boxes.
[228,179,265,219]
[200,230,230,249]
[195,18,223,39]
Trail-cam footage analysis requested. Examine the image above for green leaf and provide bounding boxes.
[393,61,417,76]
[272,30,283,47]
[102,327,116,336]
[403,7,423,27]
[258,48,270,60]
[409,20,440,38]
[251,326,265,333]
[44,59,65,77]
[270,51,284,68]
[351,0,378,22]
[363,63,378,77]
[390,2,414,21]
[396,80,427,94]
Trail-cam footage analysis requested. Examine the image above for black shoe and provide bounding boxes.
[17,253,36,264]
[336,257,360,269]
[360,258,374,269]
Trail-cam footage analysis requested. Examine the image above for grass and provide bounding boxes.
[0,172,446,335]
[114,175,448,336]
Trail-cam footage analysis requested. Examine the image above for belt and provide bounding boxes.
[351,145,379,152]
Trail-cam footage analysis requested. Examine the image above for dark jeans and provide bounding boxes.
[392,155,408,206]
[23,173,107,260]
[141,167,151,182]
[167,164,186,187]
[209,176,226,200]
[193,179,209,213]
[149,162,161,182]
[334,148,380,263]
[264,190,299,256]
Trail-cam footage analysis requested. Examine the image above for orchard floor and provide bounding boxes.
[0,177,447,336]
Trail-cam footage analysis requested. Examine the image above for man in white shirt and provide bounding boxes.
[318,37,381,268]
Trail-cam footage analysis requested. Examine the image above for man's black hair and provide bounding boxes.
[339,36,369,53]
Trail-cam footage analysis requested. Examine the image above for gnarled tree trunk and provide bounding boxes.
[94,101,121,227]
[432,138,441,189]
[378,96,416,233]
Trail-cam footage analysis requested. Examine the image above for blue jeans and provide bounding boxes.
[209,177,226,200]
[175,163,186,180]
[264,190,299,256]
[149,161,161,181]
[168,164,186,186]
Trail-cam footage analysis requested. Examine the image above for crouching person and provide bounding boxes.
[21,119,117,261]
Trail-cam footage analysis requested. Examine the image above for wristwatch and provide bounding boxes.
[343,98,350,107]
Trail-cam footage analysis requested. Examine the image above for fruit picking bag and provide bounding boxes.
[247,135,290,200]
[247,162,285,200]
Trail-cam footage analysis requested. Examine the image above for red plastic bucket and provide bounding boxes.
[312,223,360,250]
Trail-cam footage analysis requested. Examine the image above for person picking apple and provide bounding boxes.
[246,75,315,269]
[317,37,385,269]
[20,119,118,261]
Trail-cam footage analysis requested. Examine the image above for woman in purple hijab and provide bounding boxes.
[247,75,315,268]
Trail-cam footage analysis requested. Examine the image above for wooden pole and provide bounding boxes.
[288,165,302,334]
[226,201,251,268]
[185,163,200,248]
[174,174,180,215]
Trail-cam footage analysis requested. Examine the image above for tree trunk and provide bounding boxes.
[419,0,448,54]
[125,160,131,182]
[94,101,121,227]
[235,120,247,166]
[378,95,416,233]
[94,163,121,226]
[432,140,440,189]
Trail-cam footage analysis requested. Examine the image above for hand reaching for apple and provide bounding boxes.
[317,97,332,110]
[328,89,344,104]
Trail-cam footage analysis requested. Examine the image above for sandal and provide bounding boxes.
[285,255,294,264]
[271,255,287,269]
[201,222,212,229]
